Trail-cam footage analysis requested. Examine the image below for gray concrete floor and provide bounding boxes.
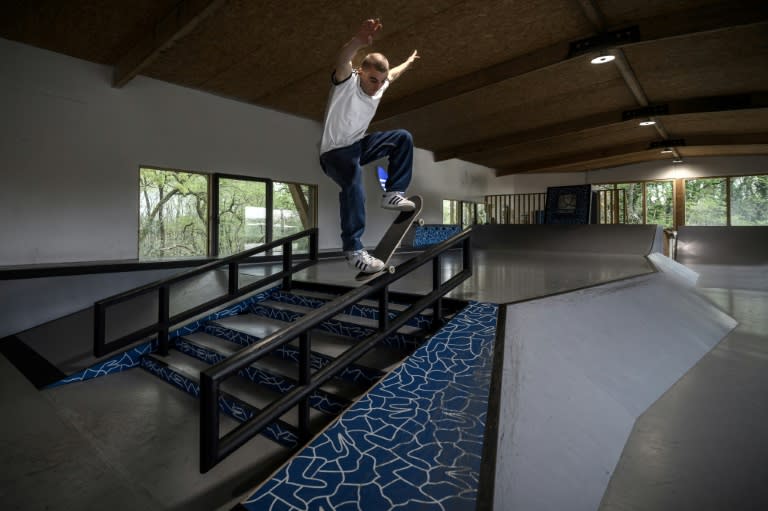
[290,249,655,303]
[1,247,766,510]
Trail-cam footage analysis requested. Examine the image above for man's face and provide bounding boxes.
[358,68,388,96]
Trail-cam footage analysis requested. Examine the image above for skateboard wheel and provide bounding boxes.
[387,266,395,273]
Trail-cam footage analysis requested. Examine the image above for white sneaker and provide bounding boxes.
[381,192,415,211]
[345,249,386,274]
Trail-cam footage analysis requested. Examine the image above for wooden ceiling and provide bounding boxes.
[2,0,767,175]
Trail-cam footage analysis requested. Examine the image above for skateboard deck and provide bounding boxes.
[355,195,423,282]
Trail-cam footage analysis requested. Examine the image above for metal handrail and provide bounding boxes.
[200,228,473,473]
[93,228,319,358]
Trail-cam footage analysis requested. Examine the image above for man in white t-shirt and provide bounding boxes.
[319,18,419,274]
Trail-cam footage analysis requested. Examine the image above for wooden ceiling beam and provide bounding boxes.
[434,93,768,162]
[374,2,768,122]
[113,0,227,88]
[494,133,768,176]
[495,143,656,175]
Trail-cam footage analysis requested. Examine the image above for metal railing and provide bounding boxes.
[200,228,473,473]
[93,229,319,358]
[486,193,547,224]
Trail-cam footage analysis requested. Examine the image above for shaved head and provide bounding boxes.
[361,52,389,73]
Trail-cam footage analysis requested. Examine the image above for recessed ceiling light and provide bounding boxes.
[639,120,656,126]
[590,49,615,65]
[590,54,615,64]
[660,147,674,154]
[673,158,683,163]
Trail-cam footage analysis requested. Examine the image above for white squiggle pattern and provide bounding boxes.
[269,290,433,329]
[241,302,498,511]
[46,341,155,388]
[250,304,419,350]
[206,323,383,386]
[140,358,298,447]
[45,287,280,387]
[176,339,348,414]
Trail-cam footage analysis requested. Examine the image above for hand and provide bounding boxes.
[406,50,419,65]
[355,18,383,45]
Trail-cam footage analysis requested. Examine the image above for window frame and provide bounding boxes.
[138,166,318,260]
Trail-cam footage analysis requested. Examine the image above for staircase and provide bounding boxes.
[138,284,459,453]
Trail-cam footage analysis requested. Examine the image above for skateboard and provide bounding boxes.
[355,195,424,282]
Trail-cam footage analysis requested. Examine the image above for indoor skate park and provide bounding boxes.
[2,222,767,510]
[2,1,768,510]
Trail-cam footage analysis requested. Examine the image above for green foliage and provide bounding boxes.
[731,175,768,226]
[685,178,727,226]
[595,182,668,226]
[645,181,673,228]
[618,182,644,224]
[443,200,459,224]
[139,168,208,258]
[272,182,313,253]
[218,178,267,257]
[139,170,317,260]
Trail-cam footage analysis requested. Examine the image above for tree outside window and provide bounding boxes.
[443,200,459,224]
[272,182,316,254]
[139,168,317,259]
[685,178,727,226]
[139,168,208,259]
[731,175,768,226]
[645,181,674,228]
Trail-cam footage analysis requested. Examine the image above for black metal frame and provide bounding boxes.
[476,305,507,510]
[210,174,274,258]
[93,228,319,358]
[199,229,473,473]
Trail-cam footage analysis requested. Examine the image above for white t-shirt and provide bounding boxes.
[319,71,390,155]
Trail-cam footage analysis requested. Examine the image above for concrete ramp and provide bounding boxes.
[647,252,700,288]
[472,224,663,255]
[676,226,768,265]
[675,226,768,291]
[492,272,736,511]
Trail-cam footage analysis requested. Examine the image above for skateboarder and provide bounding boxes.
[319,18,420,274]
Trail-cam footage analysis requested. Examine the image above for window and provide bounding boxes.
[218,177,268,257]
[272,181,317,254]
[476,203,488,225]
[443,199,459,224]
[685,177,727,226]
[645,181,674,228]
[685,174,768,226]
[730,175,768,226]
[139,168,209,258]
[462,202,475,228]
[594,181,673,228]
[139,167,317,259]
[443,199,487,226]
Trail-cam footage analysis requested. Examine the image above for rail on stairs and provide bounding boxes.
[199,228,473,472]
[93,229,319,358]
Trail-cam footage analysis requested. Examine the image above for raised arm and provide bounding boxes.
[388,50,419,82]
[333,19,383,83]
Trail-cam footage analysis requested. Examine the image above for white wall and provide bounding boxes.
[0,38,495,266]
[492,155,768,194]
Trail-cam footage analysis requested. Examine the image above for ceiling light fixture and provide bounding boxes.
[673,158,683,164]
[660,147,674,154]
[590,49,615,64]
[638,120,656,126]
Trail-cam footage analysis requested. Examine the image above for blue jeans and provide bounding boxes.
[320,129,413,251]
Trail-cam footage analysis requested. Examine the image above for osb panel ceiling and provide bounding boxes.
[1,0,767,175]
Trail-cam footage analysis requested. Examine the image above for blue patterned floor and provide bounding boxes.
[241,301,499,511]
